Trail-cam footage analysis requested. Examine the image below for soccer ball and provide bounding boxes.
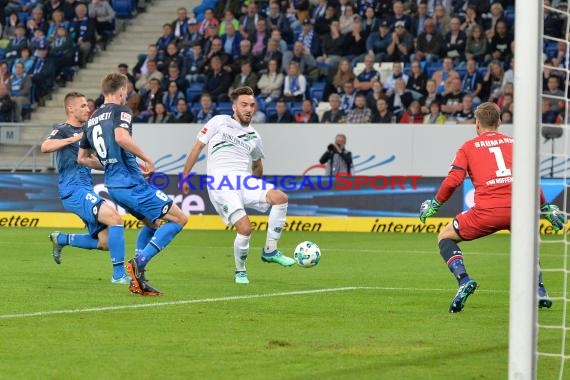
[294,241,321,268]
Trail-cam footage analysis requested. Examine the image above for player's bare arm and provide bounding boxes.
[77,147,104,170]
[252,159,263,178]
[181,140,206,194]
[114,127,155,175]
[40,132,83,153]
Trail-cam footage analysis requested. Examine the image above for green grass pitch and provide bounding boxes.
[0,228,566,379]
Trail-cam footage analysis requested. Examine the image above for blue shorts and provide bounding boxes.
[108,182,172,222]
[61,188,106,237]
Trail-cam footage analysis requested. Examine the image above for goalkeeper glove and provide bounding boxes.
[419,199,441,223]
[541,204,566,232]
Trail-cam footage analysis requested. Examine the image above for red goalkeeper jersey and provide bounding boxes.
[436,131,514,209]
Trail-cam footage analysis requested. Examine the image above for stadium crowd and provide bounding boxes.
[119,0,568,125]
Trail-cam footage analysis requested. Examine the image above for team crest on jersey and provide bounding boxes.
[120,112,132,123]
[200,127,208,135]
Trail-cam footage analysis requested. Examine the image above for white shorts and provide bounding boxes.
[207,174,276,226]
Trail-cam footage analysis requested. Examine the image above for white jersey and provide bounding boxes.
[198,115,264,175]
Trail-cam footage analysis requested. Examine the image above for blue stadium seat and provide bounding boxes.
[113,0,135,19]
[427,62,442,78]
[265,102,277,117]
[290,102,303,115]
[186,83,203,102]
[216,102,233,115]
[309,82,325,102]
[504,9,515,29]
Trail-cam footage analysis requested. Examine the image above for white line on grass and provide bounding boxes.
[0,286,508,320]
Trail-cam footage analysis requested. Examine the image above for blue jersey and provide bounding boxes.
[80,103,144,188]
[47,123,93,198]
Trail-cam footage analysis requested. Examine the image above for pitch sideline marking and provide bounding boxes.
[0,286,507,320]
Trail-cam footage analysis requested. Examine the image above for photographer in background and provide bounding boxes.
[319,133,353,176]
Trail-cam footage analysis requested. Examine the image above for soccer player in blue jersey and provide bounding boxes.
[41,91,129,284]
[79,72,188,296]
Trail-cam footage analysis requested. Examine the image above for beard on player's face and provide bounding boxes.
[235,109,252,125]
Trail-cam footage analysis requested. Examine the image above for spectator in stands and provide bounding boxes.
[502,110,513,124]
[543,75,565,113]
[432,57,459,95]
[31,46,55,106]
[0,85,14,121]
[340,80,357,113]
[406,60,428,99]
[270,29,289,53]
[51,26,75,81]
[297,19,321,59]
[47,10,69,43]
[502,57,514,87]
[8,62,31,122]
[257,58,284,105]
[133,44,158,81]
[88,0,115,45]
[64,0,80,22]
[483,2,504,39]
[344,18,366,66]
[317,20,347,75]
[218,10,240,37]
[27,7,48,36]
[3,13,21,40]
[399,100,424,124]
[185,41,206,83]
[125,81,141,118]
[195,93,216,124]
[161,80,185,115]
[387,19,414,62]
[295,98,319,123]
[160,42,185,75]
[29,29,48,56]
[387,78,413,119]
[250,17,270,57]
[255,38,283,74]
[202,55,232,103]
[156,23,176,59]
[423,100,446,124]
[361,6,379,38]
[202,37,231,73]
[251,102,266,123]
[178,18,201,50]
[482,60,504,101]
[460,5,479,37]
[412,18,445,64]
[441,77,464,116]
[311,0,329,27]
[324,58,355,100]
[221,22,241,59]
[384,62,408,94]
[0,62,11,84]
[239,3,259,40]
[148,102,169,123]
[465,24,487,65]
[167,98,194,123]
[340,3,358,35]
[171,7,190,45]
[136,78,162,122]
[266,1,293,44]
[347,93,372,123]
[5,25,28,63]
[390,1,411,30]
[453,95,476,124]
[136,60,163,93]
[69,3,96,68]
[366,80,384,110]
[371,97,393,123]
[420,78,443,114]
[411,1,429,36]
[268,98,294,123]
[117,63,135,87]
[228,60,258,96]
[282,41,318,81]
[283,61,306,102]
[161,63,186,93]
[354,54,380,96]
[365,20,392,63]
[321,93,346,123]
[228,39,255,74]
[544,0,566,39]
[461,58,483,104]
[444,17,466,63]
[44,0,65,22]
[433,3,450,35]
[488,20,512,63]
[12,47,35,74]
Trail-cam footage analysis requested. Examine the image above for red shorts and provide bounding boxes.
[453,207,511,241]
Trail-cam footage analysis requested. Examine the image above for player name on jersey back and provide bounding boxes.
[88,112,112,126]
[473,137,514,148]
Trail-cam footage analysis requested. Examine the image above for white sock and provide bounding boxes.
[234,233,250,271]
[264,203,287,254]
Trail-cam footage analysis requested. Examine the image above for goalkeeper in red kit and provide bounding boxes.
[419,102,565,313]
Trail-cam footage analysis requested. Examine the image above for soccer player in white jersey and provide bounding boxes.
[181,86,295,284]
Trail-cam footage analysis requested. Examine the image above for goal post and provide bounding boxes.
[509,0,542,379]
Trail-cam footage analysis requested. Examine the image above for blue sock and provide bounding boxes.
[439,239,470,285]
[57,233,69,246]
[136,225,156,256]
[68,234,98,249]
[108,225,126,279]
[137,222,183,269]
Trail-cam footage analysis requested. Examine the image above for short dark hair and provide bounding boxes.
[101,73,128,96]
[64,91,85,108]
[230,86,255,102]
